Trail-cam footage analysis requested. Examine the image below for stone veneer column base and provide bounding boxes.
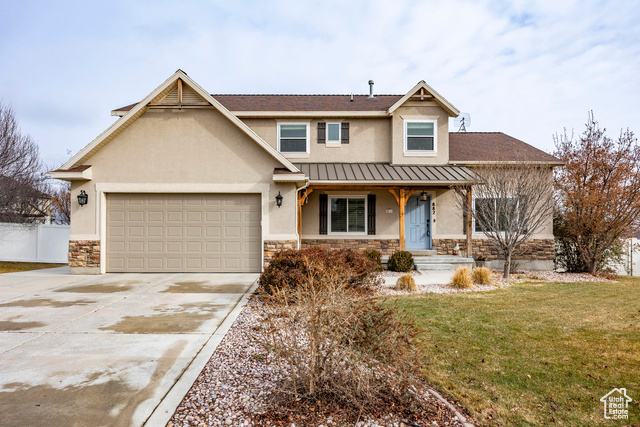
[301,239,400,256]
[69,240,101,275]
[263,240,298,267]
[432,238,555,262]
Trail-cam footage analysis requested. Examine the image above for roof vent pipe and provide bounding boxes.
[368,80,375,98]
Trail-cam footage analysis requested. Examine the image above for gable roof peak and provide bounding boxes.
[62,70,299,173]
[387,80,460,117]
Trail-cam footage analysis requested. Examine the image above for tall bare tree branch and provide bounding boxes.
[454,159,554,279]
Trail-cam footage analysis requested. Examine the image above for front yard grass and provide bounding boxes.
[0,261,65,274]
[389,277,640,426]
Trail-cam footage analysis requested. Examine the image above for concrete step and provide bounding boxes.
[414,255,474,271]
[409,250,438,256]
[414,263,455,271]
[414,256,474,264]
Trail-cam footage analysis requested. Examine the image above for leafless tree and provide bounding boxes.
[454,161,554,279]
[48,182,70,225]
[0,102,49,224]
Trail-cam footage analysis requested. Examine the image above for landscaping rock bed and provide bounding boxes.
[377,270,617,296]
[168,297,464,427]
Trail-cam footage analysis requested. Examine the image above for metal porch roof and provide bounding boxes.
[294,163,475,184]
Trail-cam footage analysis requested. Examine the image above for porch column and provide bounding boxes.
[466,186,472,257]
[297,188,313,247]
[399,188,405,250]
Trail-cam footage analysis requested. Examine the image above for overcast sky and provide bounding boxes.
[1,0,638,169]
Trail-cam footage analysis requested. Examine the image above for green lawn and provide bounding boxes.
[0,261,66,274]
[389,277,640,426]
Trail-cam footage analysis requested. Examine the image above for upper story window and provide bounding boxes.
[326,123,341,144]
[404,120,437,153]
[318,122,349,145]
[278,123,309,154]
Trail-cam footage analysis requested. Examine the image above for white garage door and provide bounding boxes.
[106,193,261,272]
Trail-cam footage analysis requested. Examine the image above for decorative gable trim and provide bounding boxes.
[387,81,460,117]
[62,70,299,173]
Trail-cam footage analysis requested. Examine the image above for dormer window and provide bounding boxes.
[404,120,437,154]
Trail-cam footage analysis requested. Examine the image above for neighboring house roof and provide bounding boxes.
[295,163,475,184]
[59,70,299,173]
[449,132,562,164]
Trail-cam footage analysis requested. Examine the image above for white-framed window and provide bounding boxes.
[473,197,518,233]
[329,196,367,234]
[326,122,341,145]
[404,120,437,153]
[277,122,309,154]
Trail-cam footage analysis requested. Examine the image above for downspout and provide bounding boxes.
[295,178,310,249]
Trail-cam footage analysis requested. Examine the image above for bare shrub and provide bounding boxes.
[394,273,417,292]
[451,267,473,289]
[253,254,425,416]
[471,267,493,285]
[259,247,379,300]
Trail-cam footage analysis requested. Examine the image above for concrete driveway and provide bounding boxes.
[0,267,258,427]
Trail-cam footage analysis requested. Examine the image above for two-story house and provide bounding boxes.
[51,70,560,274]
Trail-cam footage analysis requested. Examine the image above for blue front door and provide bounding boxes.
[405,194,431,250]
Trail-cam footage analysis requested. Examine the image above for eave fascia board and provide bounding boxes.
[309,179,474,186]
[273,173,307,183]
[48,167,92,181]
[449,160,565,167]
[232,111,389,118]
[387,80,460,117]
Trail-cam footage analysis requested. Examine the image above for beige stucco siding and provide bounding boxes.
[241,118,392,163]
[391,105,450,165]
[301,190,399,238]
[299,186,553,242]
[70,108,298,240]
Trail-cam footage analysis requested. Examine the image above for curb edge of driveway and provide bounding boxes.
[143,279,259,427]
[428,388,474,427]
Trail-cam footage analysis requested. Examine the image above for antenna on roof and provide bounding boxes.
[454,113,471,133]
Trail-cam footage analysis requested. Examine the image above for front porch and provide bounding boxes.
[295,162,477,259]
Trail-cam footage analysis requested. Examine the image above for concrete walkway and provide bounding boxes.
[0,268,258,427]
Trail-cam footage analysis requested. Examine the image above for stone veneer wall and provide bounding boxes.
[263,240,298,266]
[301,239,400,255]
[68,240,101,268]
[432,238,555,260]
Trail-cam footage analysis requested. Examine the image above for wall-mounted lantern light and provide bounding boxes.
[77,190,88,206]
[275,191,283,208]
[419,191,429,202]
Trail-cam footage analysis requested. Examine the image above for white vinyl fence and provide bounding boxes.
[614,238,640,277]
[0,222,70,263]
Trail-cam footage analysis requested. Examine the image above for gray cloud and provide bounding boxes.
[0,0,638,168]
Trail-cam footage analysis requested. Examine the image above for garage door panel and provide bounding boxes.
[166,241,183,252]
[147,211,163,222]
[107,193,261,272]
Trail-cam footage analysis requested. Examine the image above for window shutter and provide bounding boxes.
[367,194,376,235]
[341,122,349,144]
[319,194,328,234]
[317,122,326,144]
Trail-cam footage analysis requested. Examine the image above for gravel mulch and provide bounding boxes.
[168,296,464,427]
[376,270,617,297]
